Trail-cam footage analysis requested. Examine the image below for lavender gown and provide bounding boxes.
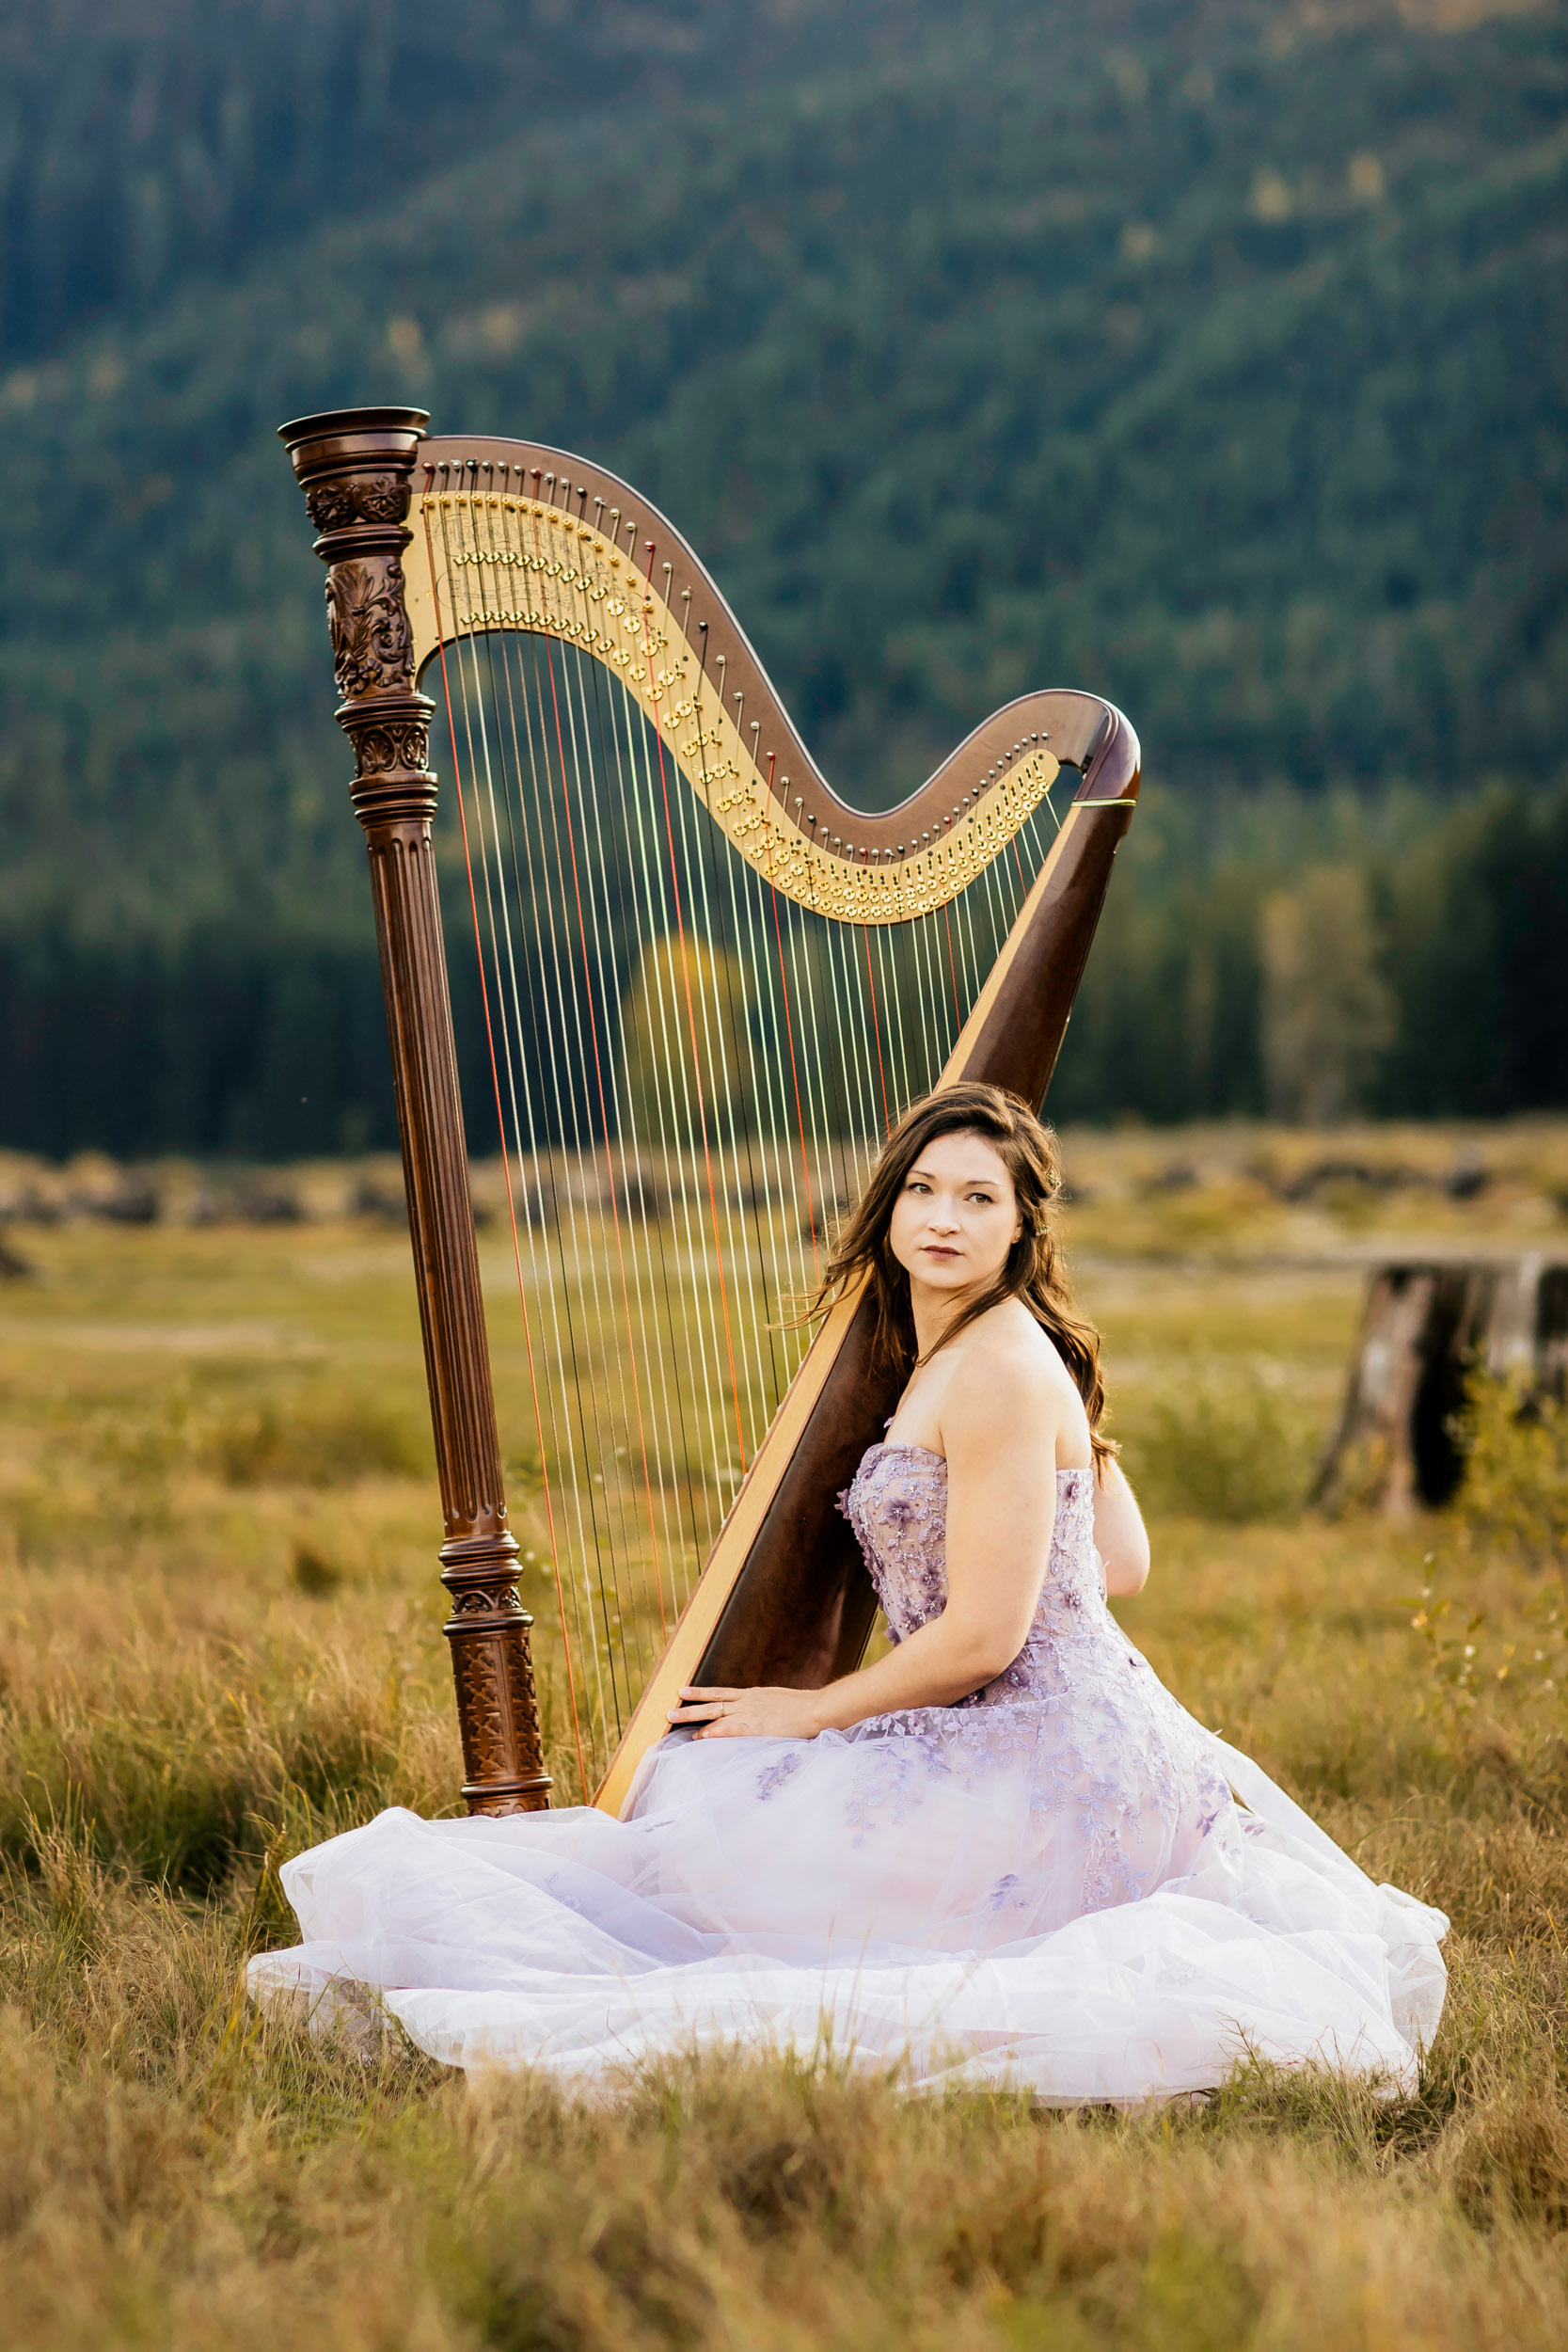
[249,1442,1448,2099]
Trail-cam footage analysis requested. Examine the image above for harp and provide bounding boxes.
[279,405,1140,1819]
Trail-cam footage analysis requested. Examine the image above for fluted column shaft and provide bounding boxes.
[280,406,549,1813]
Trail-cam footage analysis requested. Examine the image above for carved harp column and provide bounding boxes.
[279,407,549,1814]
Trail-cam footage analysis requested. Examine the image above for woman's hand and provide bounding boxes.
[667,1685,824,1740]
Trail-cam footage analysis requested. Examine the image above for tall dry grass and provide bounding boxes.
[3,1168,1568,2345]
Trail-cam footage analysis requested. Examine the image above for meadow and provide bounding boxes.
[5,1120,1568,2347]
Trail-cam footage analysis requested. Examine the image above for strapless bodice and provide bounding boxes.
[839,1441,1109,1707]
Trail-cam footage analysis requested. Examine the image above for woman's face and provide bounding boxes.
[887,1128,1022,1300]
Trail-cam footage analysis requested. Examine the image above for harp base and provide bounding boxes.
[440,1535,554,1816]
[458,1779,555,1816]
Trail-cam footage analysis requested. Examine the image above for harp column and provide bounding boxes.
[279,406,550,1816]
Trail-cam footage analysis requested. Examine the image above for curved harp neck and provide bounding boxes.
[406,435,1136,923]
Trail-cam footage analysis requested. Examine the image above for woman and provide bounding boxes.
[251,1084,1447,2099]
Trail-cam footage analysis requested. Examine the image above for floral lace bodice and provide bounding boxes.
[829,1438,1236,1912]
[841,1442,1110,1706]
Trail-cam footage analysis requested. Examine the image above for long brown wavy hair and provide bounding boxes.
[812,1082,1117,1473]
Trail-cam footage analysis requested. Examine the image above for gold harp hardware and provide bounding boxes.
[277,407,1141,1823]
[403,445,1064,927]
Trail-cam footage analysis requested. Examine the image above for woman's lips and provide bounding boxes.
[922,1245,960,1259]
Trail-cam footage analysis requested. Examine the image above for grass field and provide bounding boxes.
[5,1121,1568,2347]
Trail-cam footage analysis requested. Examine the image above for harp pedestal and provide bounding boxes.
[281,407,550,1815]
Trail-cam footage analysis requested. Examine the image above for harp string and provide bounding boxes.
[616,672,737,1604]
[421,472,1063,1791]
[523,625,661,1691]
[572,637,699,1618]
[569,537,765,1622]
[509,624,644,1724]
[664,666,777,1439]
[420,499,592,1798]
[584,609,760,1583]
[444,530,627,1710]
[448,493,602,1768]
[672,636,802,1440]
[478,628,638,1728]
[444,491,634,1752]
[546,629,671,1642]
[492,612,631,1732]
[860,908,892,1133]
[875,901,915,1110]
[639,576,752,1481]
[701,751,800,1402]
[557,607,719,1693]
[588,604,726,1596]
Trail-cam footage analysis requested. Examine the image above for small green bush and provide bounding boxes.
[1449,1371,1568,1568]
[1122,1359,1318,1524]
[207,1394,426,1488]
[291,1543,344,1597]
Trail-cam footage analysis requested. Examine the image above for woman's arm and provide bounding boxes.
[1095,1456,1149,1596]
[671,1350,1062,1740]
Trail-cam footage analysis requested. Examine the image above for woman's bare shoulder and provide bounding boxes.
[941,1303,1078,1435]
[957,1299,1082,1391]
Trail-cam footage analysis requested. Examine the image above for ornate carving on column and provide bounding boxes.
[278,406,550,1815]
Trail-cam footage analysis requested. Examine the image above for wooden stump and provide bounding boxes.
[1315,1256,1568,1515]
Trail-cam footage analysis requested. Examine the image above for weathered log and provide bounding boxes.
[1314,1256,1568,1515]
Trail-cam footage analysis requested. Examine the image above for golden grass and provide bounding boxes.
[4,1136,1568,2345]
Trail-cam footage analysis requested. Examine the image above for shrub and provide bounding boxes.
[1449,1371,1568,1568]
[1121,1358,1318,1524]
[206,1393,426,1488]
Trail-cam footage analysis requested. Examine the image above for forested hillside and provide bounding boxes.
[2,0,1565,1152]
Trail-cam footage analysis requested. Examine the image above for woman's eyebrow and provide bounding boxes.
[907,1164,1001,1187]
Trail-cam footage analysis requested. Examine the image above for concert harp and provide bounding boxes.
[279,405,1141,1819]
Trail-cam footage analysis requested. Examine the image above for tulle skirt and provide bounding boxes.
[248,1721,1448,2103]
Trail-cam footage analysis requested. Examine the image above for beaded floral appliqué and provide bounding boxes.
[834,1443,1236,1911]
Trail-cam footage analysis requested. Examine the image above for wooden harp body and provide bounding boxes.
[278,405,1141,1818]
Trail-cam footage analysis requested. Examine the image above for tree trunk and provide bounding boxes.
[1314,1255,1568,1515]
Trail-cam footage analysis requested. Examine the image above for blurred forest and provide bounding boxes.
[1,0,1565,1155]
